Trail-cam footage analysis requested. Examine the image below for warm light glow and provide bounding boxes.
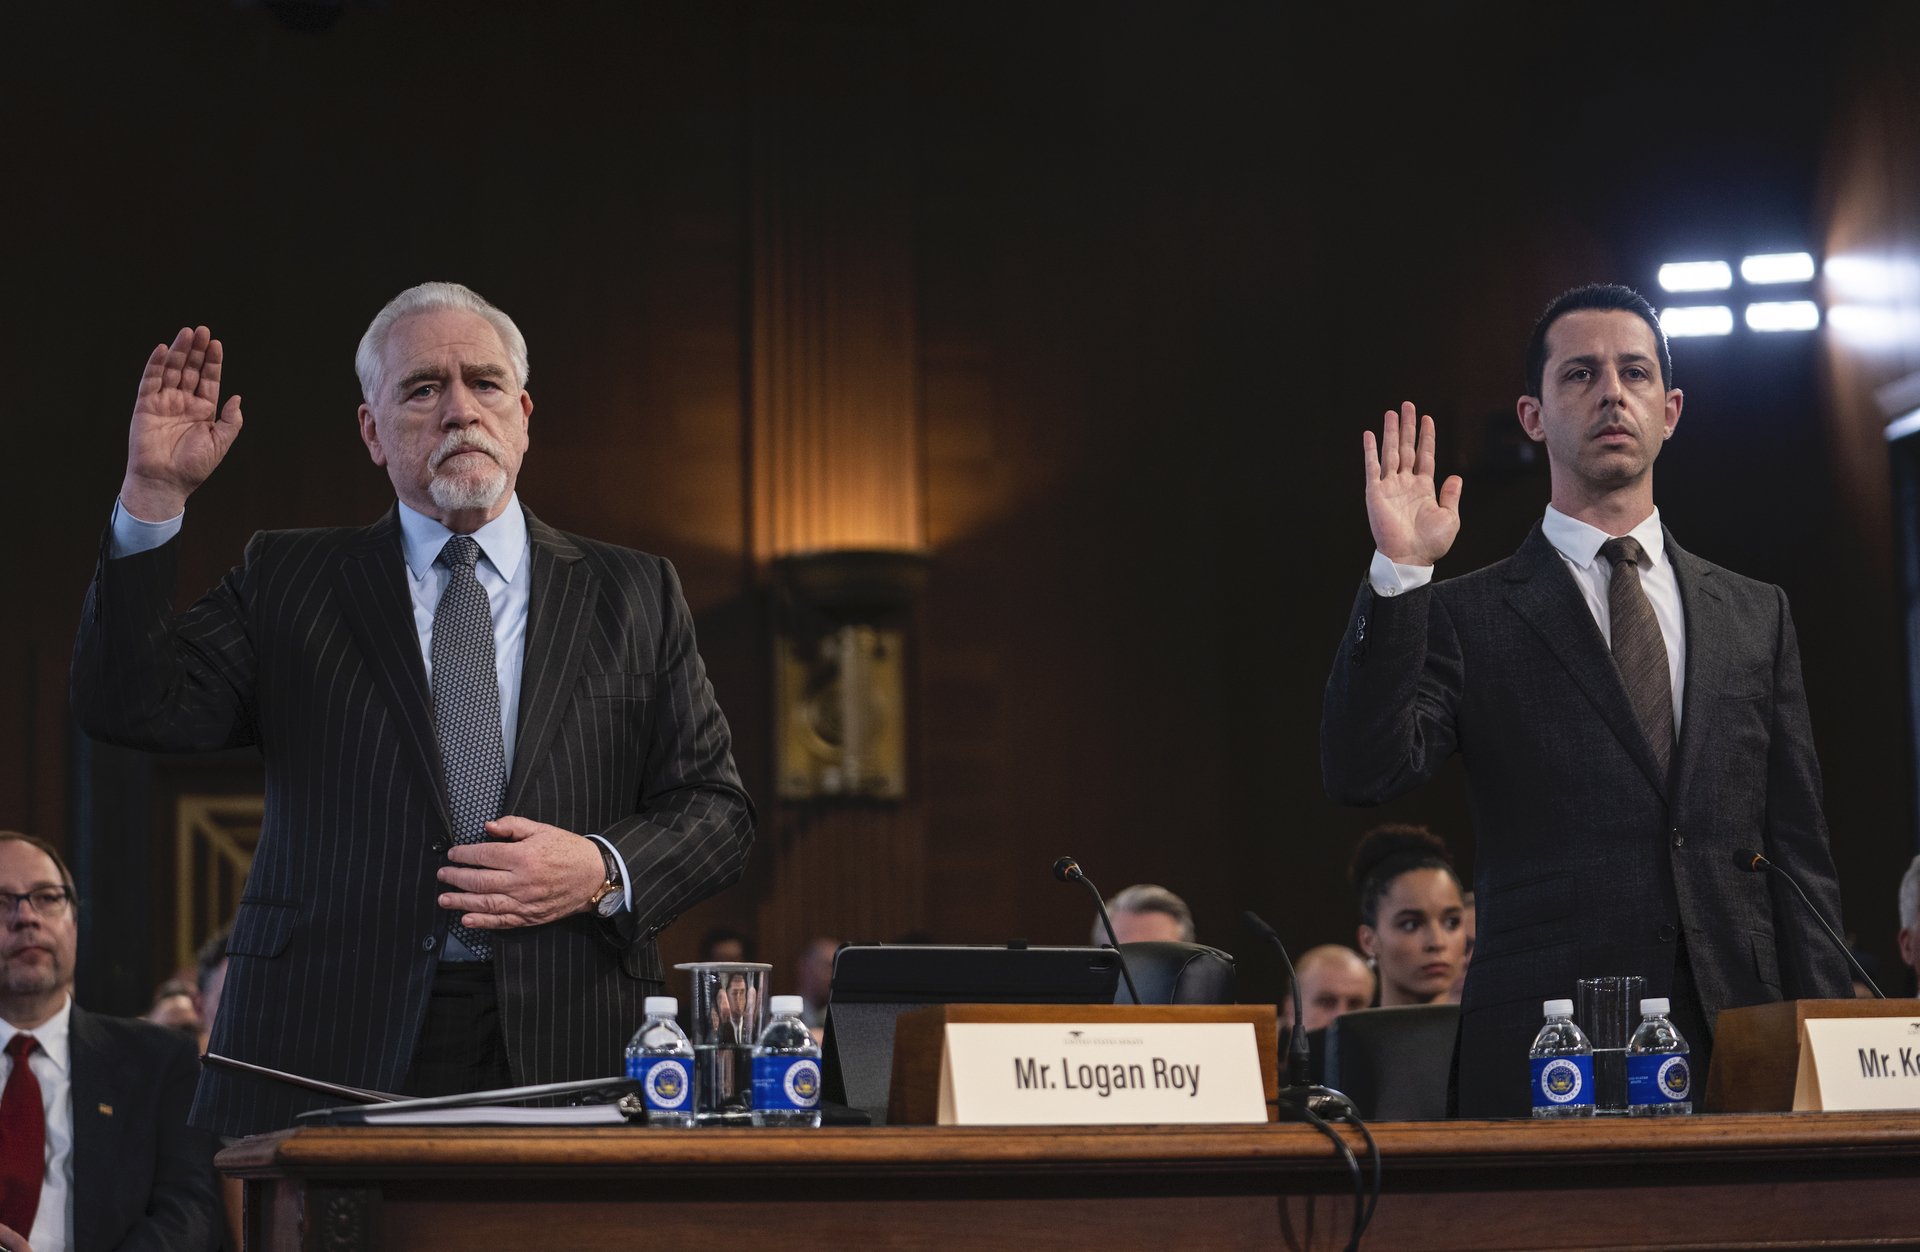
[1659,306,1734,337]
[1744,301,1820,332]
[1739,253,1815,284]
[1657,261,1732,292]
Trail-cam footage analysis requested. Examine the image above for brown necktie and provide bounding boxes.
[0,1033,44,1236]
[1601,536,1673,776]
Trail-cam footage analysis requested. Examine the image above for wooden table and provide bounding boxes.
[219,1111,1920,1251]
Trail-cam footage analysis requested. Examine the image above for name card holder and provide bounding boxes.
[886,1003,1279,1126]
[1794,1016,1920,1110]
[1705,998,1920,1112]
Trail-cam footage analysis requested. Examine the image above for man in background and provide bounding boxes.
[0,832,219,1252]
[1295,944,1376,1033]
[1093,884,1195,946]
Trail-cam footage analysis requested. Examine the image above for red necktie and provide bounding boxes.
[0,1034,44,1236]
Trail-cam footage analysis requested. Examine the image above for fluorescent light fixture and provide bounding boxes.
[1886,407,1920,443]
[1825,254,1920,302]
[1828,303,1920,350]
[1657,261,1733,292]
[1660,306,1734,337]
[1740,252,1815,284]
[1744,301,1820,332]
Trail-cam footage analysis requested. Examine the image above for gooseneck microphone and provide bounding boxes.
[1241,910,1314,1091]
[1734,849,1885,998]
[1052,855,1143,1005]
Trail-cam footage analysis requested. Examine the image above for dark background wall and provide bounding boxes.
[7,0,1918,1012]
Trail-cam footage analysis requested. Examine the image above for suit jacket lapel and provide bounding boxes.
[67,1008,114,1252]
[1666,529,1723,810]
[1502,523,1670,798]
[334,507,451,835]
[503,511,596,815]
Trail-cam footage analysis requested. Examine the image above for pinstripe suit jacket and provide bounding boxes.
[1322,523,1850,1118]
[71,505,754,1136]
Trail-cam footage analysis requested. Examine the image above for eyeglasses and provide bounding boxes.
[0,887,73,917]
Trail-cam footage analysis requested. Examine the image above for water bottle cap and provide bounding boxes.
[1640,997,1670,1015]
[770,995,804,1016]
[1543,998,1574,1018]
[644,996,678,1017]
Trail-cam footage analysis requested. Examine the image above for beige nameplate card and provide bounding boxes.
[936,1021,1266,1125]
[1792,1017,1920,1111]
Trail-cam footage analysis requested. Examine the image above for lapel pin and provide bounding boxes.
[97,1103,113,1116]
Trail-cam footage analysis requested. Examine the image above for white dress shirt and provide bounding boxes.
[0,997,74,1252]
[108,497,633,938]
[1367,505,1687,732]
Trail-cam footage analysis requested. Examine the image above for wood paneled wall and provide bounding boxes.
[8,1,1916,1013]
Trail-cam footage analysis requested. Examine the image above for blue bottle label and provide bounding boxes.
[1627,1052,1691,1104]
[752,1055,822,1111]
[630,1056,693,1112]
[1531,1055,1595,1109]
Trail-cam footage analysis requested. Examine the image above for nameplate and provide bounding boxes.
[936,1021,1267,1125]
[1792,1017,1920,1111]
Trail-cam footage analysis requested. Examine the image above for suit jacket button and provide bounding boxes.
[1657,924,1677,943]
[1669,828,1684,848]
[422,935,438,952]
[431,841,450,854]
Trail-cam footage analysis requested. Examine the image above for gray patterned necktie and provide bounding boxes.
[1601,536,1673,777]
[432,535,505,961]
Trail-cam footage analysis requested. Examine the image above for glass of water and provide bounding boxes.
[1575,975,1645,1115]
[674,962,771,1122]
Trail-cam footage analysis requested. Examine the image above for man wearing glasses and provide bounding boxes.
[0,833,219,1252]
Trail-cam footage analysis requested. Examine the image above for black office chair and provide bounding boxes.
[1113,941,1238,1004]
[1323,1003,1460,1120]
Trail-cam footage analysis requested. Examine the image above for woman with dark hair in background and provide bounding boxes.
[1351,824,1468,1007]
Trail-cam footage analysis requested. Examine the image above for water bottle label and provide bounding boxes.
[1627,1052,1691,1104]
[1531,1055,1595,1109]
[630,1056,693,1112]
[752,1055,822,1111]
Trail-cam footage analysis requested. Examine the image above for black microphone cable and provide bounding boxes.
[1735,848,1885,997]
[1244,910,1379,1249]
[1052,855,1142,1004]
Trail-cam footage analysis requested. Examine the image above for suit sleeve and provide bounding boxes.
[1758,586,1853,999]
[599,557,754,944]
[71,525,261,754]
[110,1031,221,1252]
[1321,578,1463,805]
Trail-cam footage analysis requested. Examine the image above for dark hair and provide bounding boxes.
[0,831,77,897]
[699,925,756,962]
[1349,824,1459,928]
[196,925,231,994]
[1524,283,1672,398]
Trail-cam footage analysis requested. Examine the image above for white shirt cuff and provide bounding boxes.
[110,499,185,558]
[1367,550,1435,597]
[584,833,632,916]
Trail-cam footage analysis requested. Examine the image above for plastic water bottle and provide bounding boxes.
[1626,996,1693,1115]
[1530,998,1596,1118]
[751,995,823,1128]
[626,996,696,1127]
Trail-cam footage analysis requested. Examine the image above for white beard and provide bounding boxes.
[429,457,508,512]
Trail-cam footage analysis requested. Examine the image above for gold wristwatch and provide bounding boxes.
[589,841,624,917]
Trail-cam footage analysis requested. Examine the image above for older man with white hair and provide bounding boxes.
[73,283,755,1137]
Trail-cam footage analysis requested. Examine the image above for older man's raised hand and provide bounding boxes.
[120,325,245,522]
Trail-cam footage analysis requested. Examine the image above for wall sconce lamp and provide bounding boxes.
[773,549,930,801]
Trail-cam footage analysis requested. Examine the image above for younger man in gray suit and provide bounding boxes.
[1322,284,1851,1117]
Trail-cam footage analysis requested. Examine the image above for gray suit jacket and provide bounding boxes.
[1322,523,1850,1117]
[69,1007,220,1252]
[71,506,754,1136]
